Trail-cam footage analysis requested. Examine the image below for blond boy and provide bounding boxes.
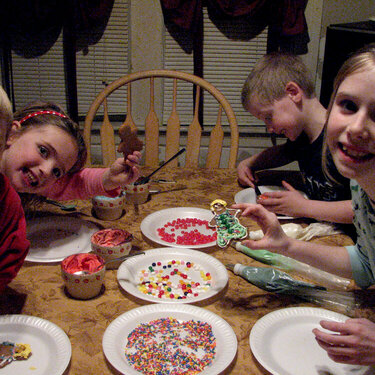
[238,52,353,224]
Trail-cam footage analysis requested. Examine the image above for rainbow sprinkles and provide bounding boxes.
[125,317,216,374]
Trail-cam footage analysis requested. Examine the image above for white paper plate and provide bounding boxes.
[250,307,370,375]
[26,215,99,262]
[140,207,217,248]
[117,247,228,304]
[102,304,237,375]
[0,315,71,375]
[235,186,306,219]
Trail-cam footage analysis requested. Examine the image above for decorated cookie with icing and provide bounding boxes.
[209,199,247,248]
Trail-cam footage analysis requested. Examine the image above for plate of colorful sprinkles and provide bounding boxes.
[102,303,237,375]
[140,207,217,248]
[117,247,228,304]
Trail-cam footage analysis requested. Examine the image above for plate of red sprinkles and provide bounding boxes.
[117,247,228,304]
[102,303,237,375]
[140,207,217,248]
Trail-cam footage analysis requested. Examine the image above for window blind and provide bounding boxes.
[164,7,268,130]
[10,0,129,117]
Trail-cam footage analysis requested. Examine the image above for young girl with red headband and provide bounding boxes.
[234,44,375,365]
[0,101,141,201]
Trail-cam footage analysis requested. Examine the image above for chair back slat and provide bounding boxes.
[100,98,116,166]
[84,69,239,169]
[206,106,224,168]
[185,86,202,168]
[144,77,160,167]
[165,78,181,168]
[121,83,137,132]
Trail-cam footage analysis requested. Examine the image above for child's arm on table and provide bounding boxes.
[258,180,354,223]
[233,202,353,279]
[237,144,294,187]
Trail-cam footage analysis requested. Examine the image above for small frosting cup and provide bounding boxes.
[61,253,105,299]
[92,194,125,220]
[91,228,133,269]
[123,180,150,204]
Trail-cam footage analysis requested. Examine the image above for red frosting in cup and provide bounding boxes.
[62,253,104,274]
[92,229,132,247]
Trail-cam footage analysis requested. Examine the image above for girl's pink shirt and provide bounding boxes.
[42,168,120,201]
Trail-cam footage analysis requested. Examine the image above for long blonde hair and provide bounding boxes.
[322,43,375,181]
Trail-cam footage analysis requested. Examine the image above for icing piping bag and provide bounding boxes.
[234,242,352,291]
[226,263,361,317]
[226,263,325,293]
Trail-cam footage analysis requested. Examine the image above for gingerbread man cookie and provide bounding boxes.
[117,124,143,158]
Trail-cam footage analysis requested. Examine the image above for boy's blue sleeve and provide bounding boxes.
[346,245,375,289]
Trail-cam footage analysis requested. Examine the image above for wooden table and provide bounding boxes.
[2,168,370,375]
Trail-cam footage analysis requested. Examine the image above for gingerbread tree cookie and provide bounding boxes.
[209,199,247,248]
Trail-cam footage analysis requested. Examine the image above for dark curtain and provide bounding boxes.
[160,0,309,54]
[1,0,114,58]
[0,0,114,120]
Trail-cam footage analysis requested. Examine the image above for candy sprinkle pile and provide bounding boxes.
[157,218,217,246]
[137,260,212,300]
[125,317,216,374]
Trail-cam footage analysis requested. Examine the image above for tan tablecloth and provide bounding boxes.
[2,168,370,375]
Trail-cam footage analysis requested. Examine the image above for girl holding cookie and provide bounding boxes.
[0,101,141,201]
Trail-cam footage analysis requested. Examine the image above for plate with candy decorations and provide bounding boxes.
[140,207,217,249]
[117,247,228,304]
[102,303,237,375]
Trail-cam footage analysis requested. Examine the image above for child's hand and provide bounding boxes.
[102,151,141,191]
[313,318,375,365]
[237,160,256,187]
[231,203,290,254]
[256,181,308,217]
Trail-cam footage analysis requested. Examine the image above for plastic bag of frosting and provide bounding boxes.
[234,242,352,291]
[249,222,342,241]
[227,263,360,316]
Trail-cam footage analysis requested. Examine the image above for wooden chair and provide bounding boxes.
[84,70,239,168]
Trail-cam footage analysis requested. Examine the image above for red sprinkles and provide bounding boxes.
[157,218,217,246]
[125,317,216,374]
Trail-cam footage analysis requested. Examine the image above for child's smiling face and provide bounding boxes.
[327,68,375,184]
[1,124,78,194]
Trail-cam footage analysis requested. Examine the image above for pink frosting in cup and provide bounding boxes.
[62,253,104,274]
[92,229,132,247]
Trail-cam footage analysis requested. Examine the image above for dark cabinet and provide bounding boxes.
[320,21,375,108]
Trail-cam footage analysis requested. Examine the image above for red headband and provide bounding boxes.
[19,110,68,124]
